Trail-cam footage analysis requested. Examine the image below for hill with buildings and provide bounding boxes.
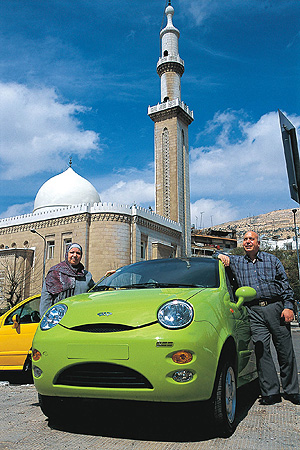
[211,208,299,243]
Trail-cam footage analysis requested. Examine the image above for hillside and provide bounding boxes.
[212,208,299,241]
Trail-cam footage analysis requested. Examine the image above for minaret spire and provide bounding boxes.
[148,2,193,257]
[158,1,183,103]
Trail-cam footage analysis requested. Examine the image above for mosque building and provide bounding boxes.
[0,1,193,304]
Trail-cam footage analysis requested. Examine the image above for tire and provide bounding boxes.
[212,360,237,437]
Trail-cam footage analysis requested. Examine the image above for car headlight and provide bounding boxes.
[40,304,68,330]
[157,300,194,329]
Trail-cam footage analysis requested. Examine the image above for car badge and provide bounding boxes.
[97,312,112,317]
[156,341,174,347]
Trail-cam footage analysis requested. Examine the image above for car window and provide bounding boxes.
[225,267,238,303]
[92,258,219,291]
[4,297,41,325]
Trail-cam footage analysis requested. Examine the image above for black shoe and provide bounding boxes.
[259,394,282,405]
[284,393,300,405]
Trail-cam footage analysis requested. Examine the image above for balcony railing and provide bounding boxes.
[148,98,194,119]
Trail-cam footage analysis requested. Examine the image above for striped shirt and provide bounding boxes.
[229,251,294,310]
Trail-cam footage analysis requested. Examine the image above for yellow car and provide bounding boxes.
[0,294,40,371]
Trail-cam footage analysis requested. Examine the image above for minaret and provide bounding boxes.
[148,1,193,257]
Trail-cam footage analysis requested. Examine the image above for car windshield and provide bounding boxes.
[91,257,219,291]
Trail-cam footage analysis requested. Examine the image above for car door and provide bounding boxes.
[0,296,41,370]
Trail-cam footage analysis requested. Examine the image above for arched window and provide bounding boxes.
[164,50,168,57]
[180,129,189,251]
[162,128,170,218]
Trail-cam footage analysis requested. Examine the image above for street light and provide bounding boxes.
[200,211,204,229]
[30,228,47,285]
[292,209,300,284]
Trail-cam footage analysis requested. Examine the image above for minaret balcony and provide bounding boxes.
[148,98,194,123]
[157,55,184,77]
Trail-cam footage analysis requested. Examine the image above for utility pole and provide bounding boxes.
[292,209,300,284]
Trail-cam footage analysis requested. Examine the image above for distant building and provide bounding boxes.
[259,236,297,251]
[191,228,237,256]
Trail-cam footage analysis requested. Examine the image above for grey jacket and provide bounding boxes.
[40,271,94,316]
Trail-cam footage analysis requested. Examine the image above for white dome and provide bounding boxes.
[33,167,100,212]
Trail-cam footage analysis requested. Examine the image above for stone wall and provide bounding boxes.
[0,203,182,302]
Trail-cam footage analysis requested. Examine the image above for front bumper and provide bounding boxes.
[32,321,221,402]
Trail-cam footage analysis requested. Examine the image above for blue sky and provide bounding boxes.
[0,0,299,228]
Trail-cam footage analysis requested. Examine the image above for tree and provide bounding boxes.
[0,249,35,309]
[270,249,300,300]
[0,257,25,308]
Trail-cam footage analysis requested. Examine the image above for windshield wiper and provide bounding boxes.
[91,285,117,292]
[154,283,204,288]
[116,282,204,289]
[118,283,159,289]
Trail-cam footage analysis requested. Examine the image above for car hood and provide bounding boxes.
[58,287,206,328]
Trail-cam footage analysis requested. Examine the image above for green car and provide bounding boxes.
[32,257,257,436]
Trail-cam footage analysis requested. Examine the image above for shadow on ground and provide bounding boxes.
[0,370,33,384]
[46,380,260,442]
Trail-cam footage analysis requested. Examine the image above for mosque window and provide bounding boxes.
[11,242,17,248]
[180,129,189,251]
[0,244,4,249]
[63,237,72,256]
[164,50,168,56]
[163,96,169,102]
[47,241,55,259]
[170,244,177,258]
[141,235,148,260]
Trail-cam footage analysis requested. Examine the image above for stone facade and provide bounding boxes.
[149,109,192,257]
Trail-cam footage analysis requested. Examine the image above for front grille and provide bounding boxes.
[71,324,134,333]
[55,362,153,389]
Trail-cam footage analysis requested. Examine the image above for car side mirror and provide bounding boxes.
[12,314,20,329]
[235,286,257,309]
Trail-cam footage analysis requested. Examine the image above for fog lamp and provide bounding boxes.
[33,366,43,378]
[172,350,193,364]
[172,370,194,383]
[32,349,41,361]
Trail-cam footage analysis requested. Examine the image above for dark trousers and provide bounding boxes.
[247,301,299,397]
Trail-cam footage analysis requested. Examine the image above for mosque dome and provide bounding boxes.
[33,167,100,213]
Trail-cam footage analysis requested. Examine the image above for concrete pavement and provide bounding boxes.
[0,326,299,450]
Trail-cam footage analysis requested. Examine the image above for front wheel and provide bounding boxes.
[212,360,237,437]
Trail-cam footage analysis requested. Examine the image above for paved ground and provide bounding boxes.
[0,325,299,450]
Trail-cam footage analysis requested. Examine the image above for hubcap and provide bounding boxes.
[225,366,236,423]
